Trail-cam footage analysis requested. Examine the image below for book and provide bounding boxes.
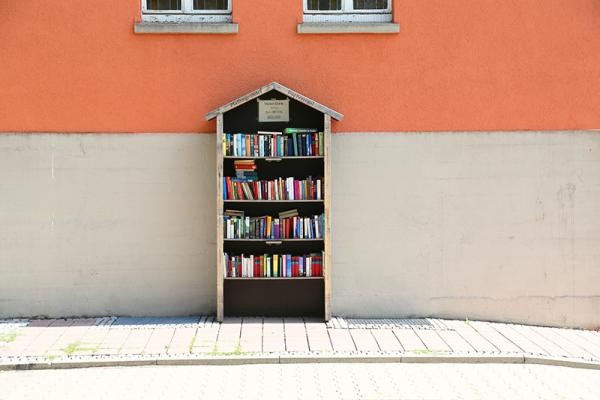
[223,177,324,201]
[283,128,318,134]
[257,131,282,135]
[224,252,324,278]
[279,209,299,219]
[224,213,324,240]
[224,209,244,217]
[224,132,324,157]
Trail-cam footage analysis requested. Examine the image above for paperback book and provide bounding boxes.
[223,176,323,201]
[224,252,324,278]
[224,212,324,240]
[223,130,324,157]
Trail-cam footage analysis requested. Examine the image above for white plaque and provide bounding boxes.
[258,99,290,122]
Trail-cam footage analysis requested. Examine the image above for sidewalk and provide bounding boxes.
[1,316,600,370]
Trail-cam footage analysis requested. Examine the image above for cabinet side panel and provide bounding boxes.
[216,114,224,322]
[324,115,332,321]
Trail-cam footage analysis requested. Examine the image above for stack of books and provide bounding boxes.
[223,129,324,157]
[234,160,257,180]
[223,176,323,201]
[224,210,325,240]
[224,252,324,278]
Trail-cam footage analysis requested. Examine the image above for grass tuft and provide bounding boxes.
[0,333,18,343]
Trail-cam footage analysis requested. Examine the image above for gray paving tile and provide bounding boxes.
[487,323,547,355]
[469,321,522,353]
[371,329,403,352]
[444,320,498,353]
[328,329,356,352]
[393,328,427,351]
[414,329,451,352]
[349,329,379,351]
[113,317,200,327]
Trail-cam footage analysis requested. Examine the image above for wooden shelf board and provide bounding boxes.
[224,156,324,160]
[223,239,324,242]
[224,277,324,281]
[223,200,324,203]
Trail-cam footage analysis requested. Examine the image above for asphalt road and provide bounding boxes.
[1,363,599,399]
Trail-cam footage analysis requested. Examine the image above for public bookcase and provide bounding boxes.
[206,82,343,322]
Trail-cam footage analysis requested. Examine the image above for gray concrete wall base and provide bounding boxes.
[331,131,600,329]
[0,133,217,317]
[1,132,599,328]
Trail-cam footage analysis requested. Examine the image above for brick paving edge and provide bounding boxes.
[2,353,600,371]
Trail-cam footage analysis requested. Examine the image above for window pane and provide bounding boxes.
[194,0,228,10]
[147,0,181,10]
[353,0,388,10]
[307,0,342,11]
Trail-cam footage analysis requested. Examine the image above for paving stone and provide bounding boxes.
[167,327,198,354]
[70,319,97,327]
[26,320,55,328]
[49,319,75,328]
[263,318,285,353]
[371,329,403,352]
[433,330,473,353]
[578,330,600,350]
[486,322,546,355]
[215,320,242,353]
[537,326,598,360]
[144,328,175,355]
[95,317,117,326]
[349,329,379,352]
[392,329,427,352]
[47,326,92,356]
[25,326,71,356]
[468,321,522,353]
[239,318,262,353]
[191,326,220,354]
[413,329,451,352]
[283,319,308,352]
[306,325,332,352]
[444,320,499,353]
[4,317,600,365]
[568,330,600,359]
[73,327,111,355]
[96,328,131,355]
[120,329,154,355]
[1,327,46,357]
[329,329,357,352]
[113,317,200,328]
[203,316,218,328]
[513,325,572,358]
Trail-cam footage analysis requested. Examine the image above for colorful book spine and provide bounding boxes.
[223,214,325,240]
[223,177,324,201]
[223,131,324,157]
[224,252,324,278]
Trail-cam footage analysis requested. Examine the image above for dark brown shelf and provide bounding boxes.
[223,200,323,203]
[224,277,324,281]
[223,238,323,242]
[224,156,324,160]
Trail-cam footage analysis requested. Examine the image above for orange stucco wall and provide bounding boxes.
[1,1,599,133]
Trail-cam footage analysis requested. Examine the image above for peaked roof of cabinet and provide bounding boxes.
[205,81,344,121]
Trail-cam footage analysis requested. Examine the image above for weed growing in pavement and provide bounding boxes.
[0,333,18,343]
[63,341,99,355]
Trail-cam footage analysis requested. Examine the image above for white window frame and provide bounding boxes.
[303,0,392,23]
[141,0,232,23]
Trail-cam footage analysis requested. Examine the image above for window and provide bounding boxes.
[142,0,232,23]
[304,0,392,23]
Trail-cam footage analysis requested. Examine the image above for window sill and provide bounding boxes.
[134,22,238,34]
[297,22,399,34]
